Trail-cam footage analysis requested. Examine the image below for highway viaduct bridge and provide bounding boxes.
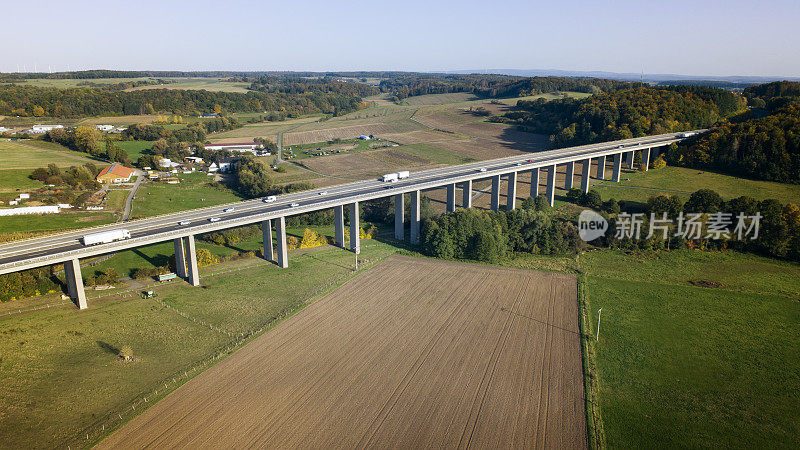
[0,131,698,309]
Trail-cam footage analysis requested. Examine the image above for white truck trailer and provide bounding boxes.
[82,229,132,246]
[382,171,409,182]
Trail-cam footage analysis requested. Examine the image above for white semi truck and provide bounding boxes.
[82,229,132,246]
[382,171,410,182]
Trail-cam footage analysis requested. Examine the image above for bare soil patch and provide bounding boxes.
[99,256,587,449]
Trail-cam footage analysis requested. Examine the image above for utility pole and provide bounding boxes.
[596,308,603,341]
[354,247,360,272]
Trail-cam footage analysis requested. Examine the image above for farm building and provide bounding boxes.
[29,124,64,134]
[95,124,115,132]
[0,205,60,216]
[212,157,239,173]
[204,142,260,153]
[0,127,11,133]
[358,135,374,140]
[96,163,135,183]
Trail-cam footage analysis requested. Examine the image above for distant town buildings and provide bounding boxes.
[96,163,135,183]
[95,124,126,133]
[29,124,64,134]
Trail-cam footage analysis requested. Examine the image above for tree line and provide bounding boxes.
[0,83,370,118]
[669,81,800,183]
[378,74,630,103]
[498,85,745,147]
[234,156,314,198]
[420,196,583,263]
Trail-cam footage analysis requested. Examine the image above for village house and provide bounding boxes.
[96,163,135,183]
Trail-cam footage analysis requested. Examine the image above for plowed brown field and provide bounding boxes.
[99,256,586,449]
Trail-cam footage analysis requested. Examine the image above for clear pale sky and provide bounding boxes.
[4,0,799,77]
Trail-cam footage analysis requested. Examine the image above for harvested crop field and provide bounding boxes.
[99,256,586,449]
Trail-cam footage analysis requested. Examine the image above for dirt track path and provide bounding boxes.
[98,256,586,449]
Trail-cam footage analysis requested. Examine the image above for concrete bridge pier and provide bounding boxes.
[174,237,187,279]
[490,175,501,212]
[184,235,199,286]
[262,219,274,262]
[410,190,421,245]
[530,167,540,198]
[642,148,651,171]
[349,202,360,253]
[394,194,404,240]
[446,183,456,212]
[564,161,574,190]
[173,236,199,286]
[334,205,345,248]
[64,258,87,309]
[612,153,622,182]
[276,216,288,268]
[462,180,472,208]
[506,172,517,210]
[626,151,635,169]
[546,164,556,207]
[581,158,591,193]
[596,155,606,179]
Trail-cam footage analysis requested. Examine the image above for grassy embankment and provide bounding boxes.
[129,172,243,218]
[592,165,800,205]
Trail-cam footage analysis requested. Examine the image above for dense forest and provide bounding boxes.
[378,74,630,102]
[247,76,376,97]
[0,83,369,118]
[670,81,800,183]
[499,85,745,147]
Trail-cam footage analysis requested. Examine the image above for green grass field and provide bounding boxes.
[14,77,155,89]
[15,76,250,93]
[0,140,96,170]
[116,140,154,160]
[104,189,129,213]
[0,212,116,236]
[0,243,397,448]
[593,166,800,205]
[578,249,800,448]
[0,169,42,193]
[125,78,251,93]
[130,173,243,218]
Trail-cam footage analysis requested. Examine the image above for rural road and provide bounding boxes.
[121,169,145,222]
[277,120,319,163]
